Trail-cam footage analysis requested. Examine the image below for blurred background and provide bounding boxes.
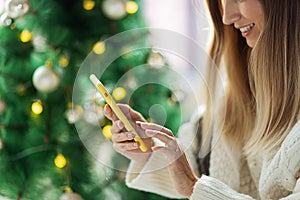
[0,0,210,199]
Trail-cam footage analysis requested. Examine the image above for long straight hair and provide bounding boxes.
[204,0,300,157]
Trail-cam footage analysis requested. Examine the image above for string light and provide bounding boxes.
[20,29,32,43]
[83,0,95,10]
[102,125,112,139]
[93,41,106,55]
[31,100,43,115]
[146,118,154,123]
[112,87,126,101]
[16,84,26,96]
[59,55,69,67]
[54,153,67,168]
[126,1,138,14]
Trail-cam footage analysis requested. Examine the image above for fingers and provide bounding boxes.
[136,121,173,136]
[104,103,145,122]
[111,131,135,143]
[110,120,124,133]
[109,119,140,151]
[145,129,174,144]
[118,104,145,122]
[137,121,178,152]
[113,142,139,152]
[103,104,117,121]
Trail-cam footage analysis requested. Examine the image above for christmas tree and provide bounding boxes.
[0,0,182,199]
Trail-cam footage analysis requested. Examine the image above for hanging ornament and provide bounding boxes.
[65,103,84,124]
[0,13,13,26]
[126,1,138,14]
[5,0,30,18]
[102,0,127,20]
[31,100,43,115]
[32,64,60,93]
[60,192,83,200]
[83,103,104,126]
[16,84,26,96]
[32,35,47,52]
[170,88,185,103]
[112,87,126,101]
[0,98,6,115]
[146,118,153,123]
[59,55,69,68]
[20,29,32,43]
[93,41,106,55]
[127,78,137,89]
[102,124,112,139]
[83,0,95,11]
[54,153,67,169]
[147,50,165,69]
[0,1,5,15]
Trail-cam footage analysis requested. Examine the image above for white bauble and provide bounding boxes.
[147,51,165,69]
[5,0,29,18]
[0,12,13,26]
[102,0,127,20]
[32,35,48,52]
[0,0,6,14]
[59,192,83,200]
[65,105,84,124]
[83,103,104,126]
[32,65,60,93]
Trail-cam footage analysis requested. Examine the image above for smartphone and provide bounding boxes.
[89,74,147,152]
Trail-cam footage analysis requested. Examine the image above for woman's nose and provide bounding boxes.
[222,1,241,25]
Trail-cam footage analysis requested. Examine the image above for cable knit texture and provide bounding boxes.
[125,109,300,199]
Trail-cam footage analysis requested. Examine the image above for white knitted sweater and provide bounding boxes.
[125,108,300,199]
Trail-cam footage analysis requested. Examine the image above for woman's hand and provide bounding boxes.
[103,104,153,162]
[136,121,199,198]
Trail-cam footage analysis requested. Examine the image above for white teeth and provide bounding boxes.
[240,23,254,33]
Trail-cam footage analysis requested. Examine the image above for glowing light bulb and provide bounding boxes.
[83,0,95,10]
[112,87,126,101]
[20,29,32,43]
[54,153,67,168]
[102,125,112,139]
[16,84,26,96]
[31,100,43,115]
[93,41,105,55]
[147,118,153,123]
[59,56,69,67]
[126,1,138,14]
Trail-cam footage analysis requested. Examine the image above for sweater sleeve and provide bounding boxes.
[190,175,254,200]
[125,150,184,199]
[280,178,300,200]
[190,120,300,200]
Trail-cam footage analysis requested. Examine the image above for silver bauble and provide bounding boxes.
[147,51,165,69]
[59,192,83,200]
[0,12,13,26]
[102,0,127,20]
[32,65,60,93]
[0,0,6,14]
[5,0,29,18]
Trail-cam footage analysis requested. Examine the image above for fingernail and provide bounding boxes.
[145,130,155,136]
[117,121,124,129]
[136,121,142,127]
[127,132,134,139]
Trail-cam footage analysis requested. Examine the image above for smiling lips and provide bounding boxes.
[239,23,255,37]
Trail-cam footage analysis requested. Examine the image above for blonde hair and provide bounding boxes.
[204,0,300,157]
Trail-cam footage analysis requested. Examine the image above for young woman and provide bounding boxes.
[104,0,300,199]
